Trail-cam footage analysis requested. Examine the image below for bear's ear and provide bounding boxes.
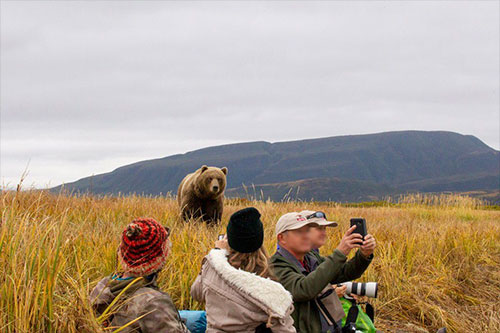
[221,167,228,175]
[200,165,208,173]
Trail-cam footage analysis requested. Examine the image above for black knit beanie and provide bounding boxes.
[226,207,264,253]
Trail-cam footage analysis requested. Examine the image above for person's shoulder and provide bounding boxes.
[89,276,113,304]
[135,286,171,300]
[270,251,284,263]
[132,287,178,309]
[270,251,296,269]
[96,275,112,285]
[91,276,113,294]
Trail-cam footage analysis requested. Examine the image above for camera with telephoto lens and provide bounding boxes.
[338,281,378,298]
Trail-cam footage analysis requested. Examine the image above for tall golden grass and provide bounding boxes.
[1,189,499,332]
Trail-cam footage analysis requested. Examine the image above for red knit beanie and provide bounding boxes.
[118,218,170,276]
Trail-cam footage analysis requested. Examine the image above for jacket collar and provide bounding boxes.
[206,249,293,318]
[276,247,318,275]
[276,246,319,274]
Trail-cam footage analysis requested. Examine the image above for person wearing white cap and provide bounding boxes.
[270,210,376,333]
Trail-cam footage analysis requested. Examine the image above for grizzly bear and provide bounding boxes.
[177,165,228,224]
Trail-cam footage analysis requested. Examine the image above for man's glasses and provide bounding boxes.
[306,211,327,220]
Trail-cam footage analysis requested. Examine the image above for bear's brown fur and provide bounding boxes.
[177,165,228,224]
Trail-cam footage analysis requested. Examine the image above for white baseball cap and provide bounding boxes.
[275,210,338,235]
[299,210,338,228]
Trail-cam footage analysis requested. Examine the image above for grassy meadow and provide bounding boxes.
[1,189,499,332]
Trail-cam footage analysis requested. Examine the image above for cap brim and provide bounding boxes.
[317,220,338,227]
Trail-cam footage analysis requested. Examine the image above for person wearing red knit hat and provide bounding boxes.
[90,218,188,333]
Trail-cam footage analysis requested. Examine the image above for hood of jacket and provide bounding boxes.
[204,249,293,319]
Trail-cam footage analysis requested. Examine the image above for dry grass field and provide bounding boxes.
[1,189,499,332]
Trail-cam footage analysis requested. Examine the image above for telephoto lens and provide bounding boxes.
[339,282,378,298]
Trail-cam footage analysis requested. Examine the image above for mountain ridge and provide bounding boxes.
[51,130,500,202]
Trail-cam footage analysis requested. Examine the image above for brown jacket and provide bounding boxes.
[191,249,297,333]
[90,274,189,333]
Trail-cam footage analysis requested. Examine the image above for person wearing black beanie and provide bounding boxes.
[226,207,264,253]
[191,207,297,332]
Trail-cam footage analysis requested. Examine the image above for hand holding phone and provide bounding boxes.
[336,225,364,256]
[349,218,376,257]
[215,234,228,250]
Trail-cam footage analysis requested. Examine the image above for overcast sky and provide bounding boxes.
[1,1,499,189]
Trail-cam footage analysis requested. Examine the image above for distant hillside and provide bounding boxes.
[51,130,500,202]
[225,177,397,202]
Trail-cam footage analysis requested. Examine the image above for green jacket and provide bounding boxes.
[270,248,373,333]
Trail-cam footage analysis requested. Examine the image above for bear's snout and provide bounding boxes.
[210,179,220,193]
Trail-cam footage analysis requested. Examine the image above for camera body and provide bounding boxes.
[338,281,378,298]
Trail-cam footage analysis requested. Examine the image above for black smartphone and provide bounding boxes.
[218,234,225,241]
[350,218,367,241]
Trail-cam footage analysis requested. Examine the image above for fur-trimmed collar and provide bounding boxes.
[206,249,293,318]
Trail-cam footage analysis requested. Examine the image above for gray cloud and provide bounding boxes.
[1,1,498,188]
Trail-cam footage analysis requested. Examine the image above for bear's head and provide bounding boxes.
[195,165,228,199]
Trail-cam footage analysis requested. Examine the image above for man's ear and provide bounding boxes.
[221,167,228,175]
[277,233,285,245]
[200,165,208,173]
